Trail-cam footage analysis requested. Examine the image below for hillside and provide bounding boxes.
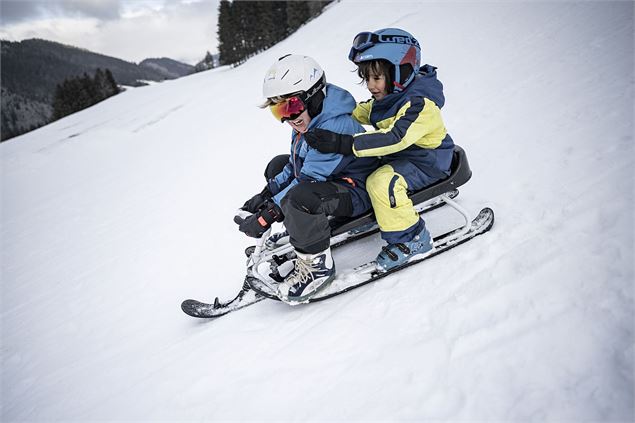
[0,39,189,141]
[140,58,195,79]
[1,1,633,421]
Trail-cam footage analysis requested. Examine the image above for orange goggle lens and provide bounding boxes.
[269,96,306,122]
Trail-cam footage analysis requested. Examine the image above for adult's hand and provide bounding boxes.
[240,186,272,214]
[234,201,284,238]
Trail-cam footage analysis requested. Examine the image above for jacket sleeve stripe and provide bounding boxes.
[353,98,448,157]
[352,98,425,155]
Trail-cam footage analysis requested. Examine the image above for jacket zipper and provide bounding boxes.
[292,131,301,178]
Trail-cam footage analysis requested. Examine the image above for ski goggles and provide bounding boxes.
[348,31,420,61]
[269,95,306,123]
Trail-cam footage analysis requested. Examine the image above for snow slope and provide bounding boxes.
[2,1,633,421]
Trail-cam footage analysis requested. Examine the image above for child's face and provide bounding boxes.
[286,109,312,134]
[365,71,388,101]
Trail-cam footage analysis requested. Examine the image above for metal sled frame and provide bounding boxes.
[247,145,474,287]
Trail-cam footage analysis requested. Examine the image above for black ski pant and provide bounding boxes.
[265,155,354,254]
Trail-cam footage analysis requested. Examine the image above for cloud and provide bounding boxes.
[64,0,121,20]
[1,1,47,24]
[97,0,220,64]
[0,0,121,25]
[0,0,220,65]
[0,16,101,45]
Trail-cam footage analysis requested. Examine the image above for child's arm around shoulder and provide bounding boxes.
[299,114,361,181]
[352,96,444,157]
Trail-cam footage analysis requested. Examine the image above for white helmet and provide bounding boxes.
[263,54,325,99]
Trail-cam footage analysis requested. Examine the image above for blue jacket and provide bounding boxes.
[351,64,455,180]
[268,84,378,215]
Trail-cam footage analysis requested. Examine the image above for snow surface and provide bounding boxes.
[2,1,634,421]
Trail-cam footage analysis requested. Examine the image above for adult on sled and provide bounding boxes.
[235,54,378,303]
[305,28,455,272]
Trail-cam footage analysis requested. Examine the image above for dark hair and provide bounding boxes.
[356,59,394,93]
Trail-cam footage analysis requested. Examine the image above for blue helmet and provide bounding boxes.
[348,28,421,92]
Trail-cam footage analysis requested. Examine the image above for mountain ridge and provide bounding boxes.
[1,38,193,141]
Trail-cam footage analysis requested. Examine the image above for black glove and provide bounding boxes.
[304,128,354,155]
[234,201,284,238]
[240,186,272,213]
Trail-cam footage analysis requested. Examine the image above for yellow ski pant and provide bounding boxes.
[366,164,421,236]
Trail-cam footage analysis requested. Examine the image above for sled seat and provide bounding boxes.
[331,145,472,236]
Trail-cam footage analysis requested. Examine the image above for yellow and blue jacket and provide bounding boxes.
[351,64,455,181]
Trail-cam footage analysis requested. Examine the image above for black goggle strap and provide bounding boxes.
[351,32,420,53]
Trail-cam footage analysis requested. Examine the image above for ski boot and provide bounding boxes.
[277,248,335,304]
[376,223,434,272]
[265,229,289,249]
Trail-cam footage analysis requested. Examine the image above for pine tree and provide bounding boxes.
[194,51,216,73]
[204,51,214,67]
[270,2,289,43]
[258,2,280,50]
[286,1,311,34]
[232,1,251,64]
[78,73,96,109]
[104,69,120,96]
[51,69,120,121]
[307,1,330,18]
[94,68,107,102]
[216,0,331,66]
[251,2,268,52]
[217,0,236,66]
[52,81,70,120]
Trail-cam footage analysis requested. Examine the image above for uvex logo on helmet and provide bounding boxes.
[380,35,417,45]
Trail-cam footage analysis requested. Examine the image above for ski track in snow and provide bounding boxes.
[1,1,633,421]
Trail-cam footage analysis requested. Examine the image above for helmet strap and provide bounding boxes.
[307,89,325,118]
[392,65,415,93]
[303,74,326,118]
[393,66,401,93]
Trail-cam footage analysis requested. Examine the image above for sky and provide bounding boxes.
[0,0,219,65]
